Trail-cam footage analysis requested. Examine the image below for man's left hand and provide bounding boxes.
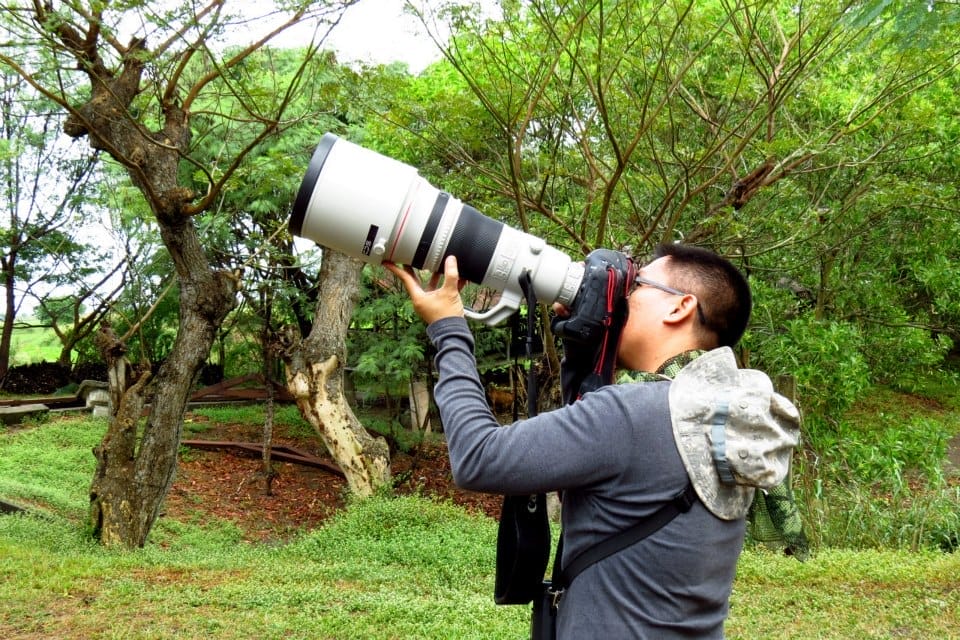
[385,255,465,324]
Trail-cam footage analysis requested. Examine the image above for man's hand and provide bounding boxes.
[385,255,465,324]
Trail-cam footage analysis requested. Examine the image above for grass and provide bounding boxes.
[9,324,59,366]
[0,488,530,639]
[1,390,959,639]
[0,414,100,514]
[729,549,959,639]
[189,404,315,438]
[1,494,957,639]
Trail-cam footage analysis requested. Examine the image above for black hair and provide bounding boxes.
[653,243,752,348]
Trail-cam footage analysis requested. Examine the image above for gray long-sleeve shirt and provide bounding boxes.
[427,317,745,639]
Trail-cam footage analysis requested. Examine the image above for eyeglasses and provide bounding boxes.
[631,276,708,326]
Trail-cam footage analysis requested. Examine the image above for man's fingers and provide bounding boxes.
[387,257,463,296]
[443,255,459,281]
[384,262,421,292]
[441,256,461,292]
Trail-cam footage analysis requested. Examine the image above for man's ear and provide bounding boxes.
[662,294,699,326]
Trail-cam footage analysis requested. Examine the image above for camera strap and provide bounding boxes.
[495,258,634,605]
[494,272,551,605]
[548,482,698,601]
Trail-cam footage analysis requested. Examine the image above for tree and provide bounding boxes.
[176,48,393,497]
[0,0,358,547]
[392,0,960,417]
[0,68,109,381]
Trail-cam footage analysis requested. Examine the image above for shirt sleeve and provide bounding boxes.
[426,316,635,495]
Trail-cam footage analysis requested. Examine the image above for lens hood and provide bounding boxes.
[289,133,338,237]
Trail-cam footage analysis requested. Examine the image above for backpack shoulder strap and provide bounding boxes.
[556,483,698,589]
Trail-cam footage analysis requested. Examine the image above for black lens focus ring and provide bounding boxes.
[444,204,502,285]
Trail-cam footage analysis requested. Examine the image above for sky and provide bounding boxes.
[324,0,446,72]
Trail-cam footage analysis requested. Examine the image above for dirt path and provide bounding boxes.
[164,413,501,542]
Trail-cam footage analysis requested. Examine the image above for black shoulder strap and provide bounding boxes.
[554,483,698,589]
[494,273,550,605]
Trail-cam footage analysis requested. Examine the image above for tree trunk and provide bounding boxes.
[280,249,391,497]
[409,377,432,433]
[33,23,243,547]
[0,265,15,383]
[88,325,151,546]
[89,255,238,547]
[261,293,276,496]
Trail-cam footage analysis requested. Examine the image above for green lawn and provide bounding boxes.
[1,499,957,639]
[0,414,958,639]
[9,324,60,365]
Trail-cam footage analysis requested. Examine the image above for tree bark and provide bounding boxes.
[88,255,238,547]
[89,325,150,545]
[0,265,15,383]
[280,250,391,497]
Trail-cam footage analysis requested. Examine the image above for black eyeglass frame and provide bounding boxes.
[631,276,708,326]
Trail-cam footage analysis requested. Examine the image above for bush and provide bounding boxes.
[750,316,871,430]
[71,361,107,383]
[1,362,71,395]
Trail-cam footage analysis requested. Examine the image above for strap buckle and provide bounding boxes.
[546,584,565,609]
[673,483,698,513]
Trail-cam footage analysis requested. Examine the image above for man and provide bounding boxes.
[386,244,799,639]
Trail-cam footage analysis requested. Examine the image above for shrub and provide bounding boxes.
[1,362,71,395]
[750,316,871,431]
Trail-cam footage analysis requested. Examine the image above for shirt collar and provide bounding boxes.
[616,349,707,384]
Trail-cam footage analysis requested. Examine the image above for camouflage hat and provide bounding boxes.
[669,347,800,521]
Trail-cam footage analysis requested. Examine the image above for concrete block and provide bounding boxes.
[0,404,49,426]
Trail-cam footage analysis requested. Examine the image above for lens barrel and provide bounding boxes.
[289,133,583,325]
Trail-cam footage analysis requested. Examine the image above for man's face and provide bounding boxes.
[617,256,683,371]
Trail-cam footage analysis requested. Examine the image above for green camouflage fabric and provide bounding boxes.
[615,349,706,385]
[746,471,810,561]
[617,351,810,561]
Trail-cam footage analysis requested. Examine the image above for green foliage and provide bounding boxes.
[798,471,960,552]
[790,374,960,551]
[0,67,116,371]
[164,47,365,381]
[362,413,444,457]
[373,0,960,436]
[860,324,950,387]
[347,266,428,406]
[749,315,872,425]
[31,296,80,327]
[818,415,950,486]
[347,265,516,416]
